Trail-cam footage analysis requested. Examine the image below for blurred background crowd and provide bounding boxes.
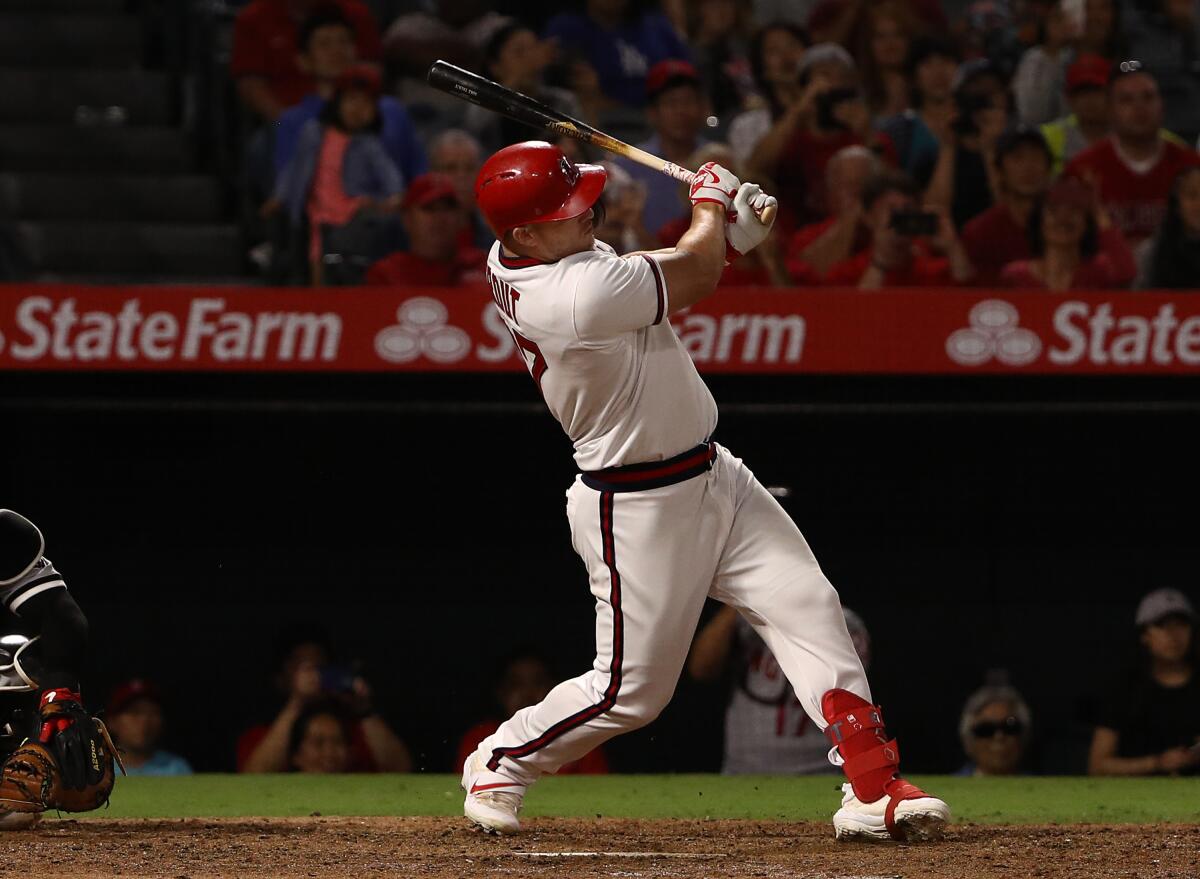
[98,586,1199,777]
[0,0,1198,289]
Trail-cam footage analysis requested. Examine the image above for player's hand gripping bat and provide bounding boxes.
[426,60,777,226]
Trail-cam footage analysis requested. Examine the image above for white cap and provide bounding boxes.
[1135,588,1196,627]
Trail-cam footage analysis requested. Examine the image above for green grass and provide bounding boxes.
[74,774,1200,824]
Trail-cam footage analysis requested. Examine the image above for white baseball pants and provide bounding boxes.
[477,443,870,784]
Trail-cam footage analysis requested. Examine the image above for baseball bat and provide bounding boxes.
[426,60,776,225]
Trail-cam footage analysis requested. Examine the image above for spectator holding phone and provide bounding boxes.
[728,21,810,167]
[238,625,411,773]
[923,59,1012,230]
[1089,589,1200,776]
[1001,177,1136,289]
[1136,166,1200,288]
[961,125,1053,284]
[825,170,973,288]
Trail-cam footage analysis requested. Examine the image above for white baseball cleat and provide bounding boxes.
[461,751,526,835]
[0,810,41,831]
[832,781,950,843]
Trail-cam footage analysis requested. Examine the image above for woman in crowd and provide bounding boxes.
[957,683,1033,776]
[728,21,810,167]
[1089,589,1200,776]
[1136,166,1200,289]
[1001,177,1136,289]
[684,0,756,119]
[852,2,918,122]
[273,65,404,285]
[288,702,353,774]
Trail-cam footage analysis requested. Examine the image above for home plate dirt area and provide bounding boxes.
[2,818,1197,878]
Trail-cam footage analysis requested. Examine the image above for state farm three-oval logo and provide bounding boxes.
[946,300,1041,367]
[374,297,472,364]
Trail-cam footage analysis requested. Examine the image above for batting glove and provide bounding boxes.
[689,161,741,211]
[725,182,777,263]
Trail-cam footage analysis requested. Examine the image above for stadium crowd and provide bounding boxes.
[226,0,1200,289]
[109,586,1199,776]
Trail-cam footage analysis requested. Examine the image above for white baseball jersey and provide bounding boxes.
[485,240,717,470]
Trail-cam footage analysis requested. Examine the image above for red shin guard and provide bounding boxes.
[821,689,900,804]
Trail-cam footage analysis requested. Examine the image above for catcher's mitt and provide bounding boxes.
[0,690,124,814]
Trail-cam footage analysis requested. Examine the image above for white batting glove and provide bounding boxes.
[688,161,741,211]
[725,182,777,263]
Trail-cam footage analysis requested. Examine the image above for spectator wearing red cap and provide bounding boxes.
[272,7,426,187]
[365,174,487,286]
[961,126,1053,285]
[1064,63,1200,244]
[105,680,192,777]
[1042,55,1192,175]
[1001,177,1136,289]
[543,0,691,108]
[272,64,404,284]
[824,170,973,288]
[1041,54,1117,174]
[231,0,382,123]
[615,60,712,238]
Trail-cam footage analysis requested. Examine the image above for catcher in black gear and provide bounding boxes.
[0,509,121,829]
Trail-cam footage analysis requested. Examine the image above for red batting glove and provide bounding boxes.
[688,161,741,211]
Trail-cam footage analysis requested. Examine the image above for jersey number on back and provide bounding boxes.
[510,329,547,389]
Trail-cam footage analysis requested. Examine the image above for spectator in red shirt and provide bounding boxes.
[366,174,487,286]
[962,125,1053,285]
[456,649,609,775]
[825,170,974,288]
[1001,177,1137,289]
[1064,62,1200,244]
[924,59,1012,230]
[238,625,411,773]
[787,144,879,283]
[231,0,382,122]
[754,44,895,236]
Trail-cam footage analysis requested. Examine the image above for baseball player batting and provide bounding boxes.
[461,142,950,842]
[0,510,121,829]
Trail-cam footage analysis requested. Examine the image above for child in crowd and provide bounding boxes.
[273,64,404,285]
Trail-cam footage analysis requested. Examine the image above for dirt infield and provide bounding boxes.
[2,817,1196,878]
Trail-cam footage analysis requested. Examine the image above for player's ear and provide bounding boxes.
[509,226,534,250]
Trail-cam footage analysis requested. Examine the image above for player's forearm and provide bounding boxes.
[661,204,728,312]
[17,589,87,692]
[359,715,414,772]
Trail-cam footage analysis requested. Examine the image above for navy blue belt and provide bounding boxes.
[581,442,716,493]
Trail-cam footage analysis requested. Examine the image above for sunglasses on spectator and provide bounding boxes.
[971,717,1023,738]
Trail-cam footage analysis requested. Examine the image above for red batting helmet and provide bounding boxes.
[474,141,607,237]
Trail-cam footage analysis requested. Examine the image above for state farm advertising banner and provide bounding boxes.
[1,284,1199,374]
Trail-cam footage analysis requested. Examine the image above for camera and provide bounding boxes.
[816,87,861,132]
[319,664,358,694]
[890,210,939,237]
